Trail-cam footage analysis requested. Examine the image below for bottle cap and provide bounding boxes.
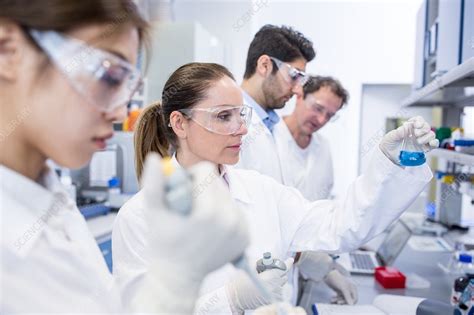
[108,177,121,188]
[459,253,472,263]
[262,252,273,265]
[162,157,175,176]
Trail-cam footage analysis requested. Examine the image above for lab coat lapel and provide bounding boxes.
[225,167,253,205]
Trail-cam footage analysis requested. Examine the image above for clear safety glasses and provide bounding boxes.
[269,56,310,87]
[29,29,143,113]
[304,95,341,122]
[179,105,253,135]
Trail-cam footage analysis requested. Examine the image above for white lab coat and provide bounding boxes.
[0,165,123,313]
[235,95,284,183]
[112,149,432,313]
[237,95,334,304]
[273,120,334,201]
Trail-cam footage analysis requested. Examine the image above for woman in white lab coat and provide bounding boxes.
[112,62,438,313]
[0,1,254,314]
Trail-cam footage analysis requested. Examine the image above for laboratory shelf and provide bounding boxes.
[428,148,474,165]
[402,57,474,107]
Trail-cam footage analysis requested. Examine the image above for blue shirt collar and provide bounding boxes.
[242,90,280,132]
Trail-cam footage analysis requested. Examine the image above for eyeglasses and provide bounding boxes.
[269,56,309,86]
[29,29,142,113]
[304,95,341,122]
[179,105,253,135]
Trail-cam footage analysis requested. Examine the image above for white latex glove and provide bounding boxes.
[324,269,358,305]
[226,257,294,313]
[298,251,334,282]
[254,303,307,315]
[133,153,249,313]
[379,116,439,166]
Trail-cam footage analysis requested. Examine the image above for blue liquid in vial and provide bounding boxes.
[399,150,426,166]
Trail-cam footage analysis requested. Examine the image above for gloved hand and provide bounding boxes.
[298,251,334,282]
[226,257,294,313]
[254,303,307,315]
[324,269,358,305]
[379,116,439,166]
[133,153,249,313]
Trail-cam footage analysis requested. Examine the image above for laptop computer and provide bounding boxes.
[338,220,412,275]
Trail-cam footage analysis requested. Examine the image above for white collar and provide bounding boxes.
[170,156,252,205]
[1,164,74,257]
[277,118,321,147]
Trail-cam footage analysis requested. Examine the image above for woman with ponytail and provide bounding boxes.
[113,62,437,312]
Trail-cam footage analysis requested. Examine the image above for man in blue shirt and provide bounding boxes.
[237,25,315,182]
[236,25,358,307]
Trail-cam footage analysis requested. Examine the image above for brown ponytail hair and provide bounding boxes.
[134,101,169,180]
[134,62,235,181]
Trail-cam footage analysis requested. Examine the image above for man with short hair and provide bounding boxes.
[274,75,348,201]
[237,25,315,182]
[236,25,357,307]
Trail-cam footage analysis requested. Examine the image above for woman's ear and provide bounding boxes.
[0,22,24,82]
[169,111,188,140]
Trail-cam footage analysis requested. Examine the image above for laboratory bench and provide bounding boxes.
[298,224,464,312]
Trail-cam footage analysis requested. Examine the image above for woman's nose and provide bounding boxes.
[234,121,248,136]
[104,105,127,122]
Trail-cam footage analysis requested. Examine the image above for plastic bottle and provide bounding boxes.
[458,279,474,311]
[108,177,121,198]
[128,104,141,131]
[456,253,474,277]
[451,128,464,142]
[452,276,470,306]
[256,252,287,273]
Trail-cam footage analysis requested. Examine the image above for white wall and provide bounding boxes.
[162,0,423,197]
[172,0,256,80]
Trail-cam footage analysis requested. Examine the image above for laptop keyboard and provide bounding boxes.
[351,253,376,270]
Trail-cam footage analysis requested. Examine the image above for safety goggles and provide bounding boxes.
[269,56,309,86]
[29,29,142,113]
[304,95,341,122]
[179,105,253,135]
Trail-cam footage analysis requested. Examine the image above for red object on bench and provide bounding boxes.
[375,266,406,289]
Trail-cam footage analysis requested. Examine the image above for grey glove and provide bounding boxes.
[226,258,294,312]
[325,268,358,305]
[298,251,334,282]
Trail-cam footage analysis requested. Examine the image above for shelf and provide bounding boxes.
[402,57,474,107]
[428,148,474,165]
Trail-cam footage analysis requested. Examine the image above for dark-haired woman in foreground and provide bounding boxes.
[0,1,254,313]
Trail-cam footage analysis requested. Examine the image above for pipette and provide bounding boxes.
[162,158,284,312]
